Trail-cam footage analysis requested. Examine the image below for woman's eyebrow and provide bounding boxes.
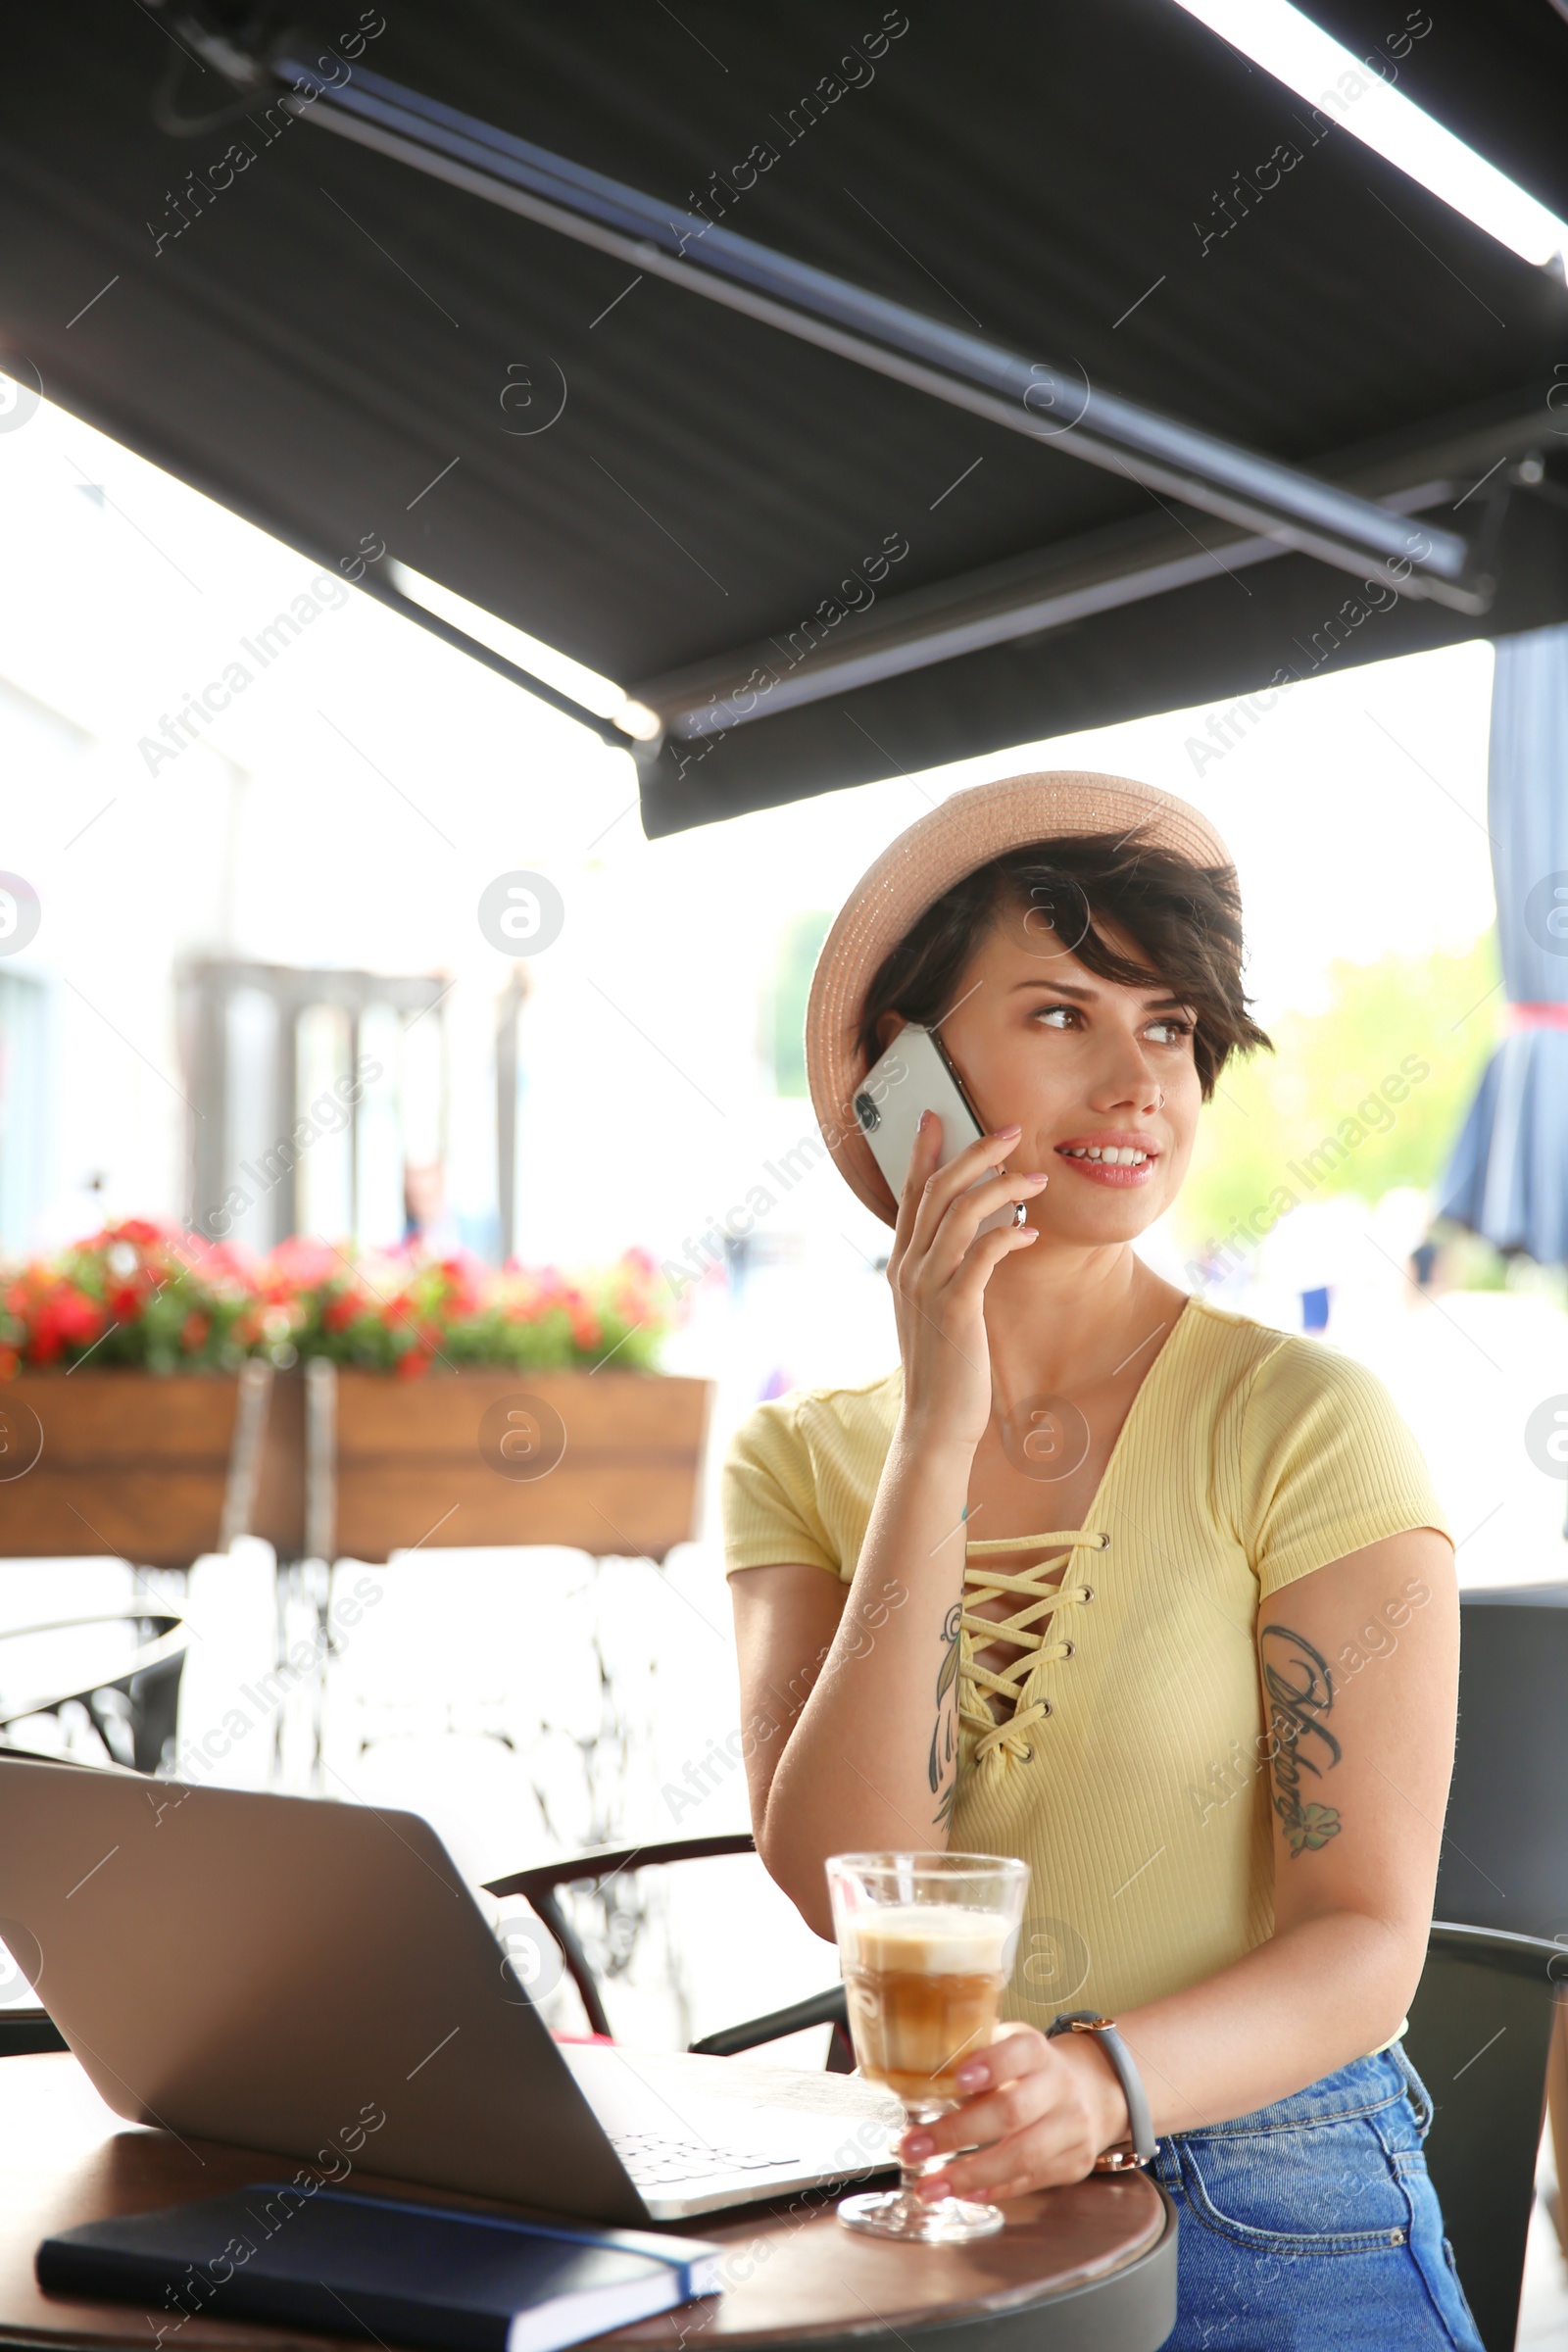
[1008,976,1191,1010]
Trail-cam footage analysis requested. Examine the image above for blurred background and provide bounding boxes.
[6,339,1568,2338]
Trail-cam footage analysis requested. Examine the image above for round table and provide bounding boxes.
[0,2051,1177,2351]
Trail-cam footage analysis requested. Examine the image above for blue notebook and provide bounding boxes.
[36,2183,727,2352]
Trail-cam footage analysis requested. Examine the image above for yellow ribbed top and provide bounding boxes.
[721,1296,1451,2042]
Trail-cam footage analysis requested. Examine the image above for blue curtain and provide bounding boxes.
[1436,623,1568,1264]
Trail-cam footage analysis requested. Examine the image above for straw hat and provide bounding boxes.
[805,770,1234,1225]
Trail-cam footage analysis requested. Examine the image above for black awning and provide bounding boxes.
[3,0,1566,836]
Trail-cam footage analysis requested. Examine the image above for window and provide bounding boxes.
[181,960,448,1250]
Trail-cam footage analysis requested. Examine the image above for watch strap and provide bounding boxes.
[1046,2009,1156,2168]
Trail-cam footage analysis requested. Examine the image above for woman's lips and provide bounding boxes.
[1053,1149,1156,1188]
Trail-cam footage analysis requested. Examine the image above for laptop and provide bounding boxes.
[0,1756,897,2222]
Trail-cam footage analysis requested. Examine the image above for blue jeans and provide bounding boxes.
[1152,2046,1485,2348]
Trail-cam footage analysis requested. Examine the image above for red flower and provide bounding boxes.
[260,1237,340,1295]
[433,1253,485,1317]
[198,1239,258,1287]
[0,1226,674,1373]
[28,1283,106,1364]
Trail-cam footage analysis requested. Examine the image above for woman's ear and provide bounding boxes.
[874,1010,907,1054]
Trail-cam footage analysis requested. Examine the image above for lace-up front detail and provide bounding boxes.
[959,1530,1109,1761]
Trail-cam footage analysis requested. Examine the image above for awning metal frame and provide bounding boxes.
[268,55,1491,602]
[153,13,1526,767]
[638,402,1540,740]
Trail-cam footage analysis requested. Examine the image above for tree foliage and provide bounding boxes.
[1176,933,1500,1254]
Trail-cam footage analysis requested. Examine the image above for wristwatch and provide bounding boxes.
[1046,2010,1157,2171]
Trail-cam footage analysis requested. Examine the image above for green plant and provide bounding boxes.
[1177,933,1501,1256]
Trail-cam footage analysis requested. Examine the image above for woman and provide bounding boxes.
[722,771,1480,2349]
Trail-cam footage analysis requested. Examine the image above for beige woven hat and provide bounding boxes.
[805,770,1235,1225]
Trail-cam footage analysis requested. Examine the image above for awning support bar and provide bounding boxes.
[359,571,655,760]
[275,53,1488,614]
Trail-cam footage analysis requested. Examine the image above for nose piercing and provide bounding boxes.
[1155,1089,1165,1108]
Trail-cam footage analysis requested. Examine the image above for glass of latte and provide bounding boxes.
[826,1851,1030,2241]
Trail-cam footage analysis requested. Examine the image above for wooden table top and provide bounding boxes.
[0,2052,1170,2350]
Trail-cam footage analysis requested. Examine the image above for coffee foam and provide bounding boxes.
[846,1902,1011,1977]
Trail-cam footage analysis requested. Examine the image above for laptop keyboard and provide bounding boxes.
[609,2128,800,2186]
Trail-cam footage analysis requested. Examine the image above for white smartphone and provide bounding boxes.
[853,1025,1026,1235]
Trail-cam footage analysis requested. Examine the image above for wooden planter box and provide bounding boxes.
[318,1368,712,1565]
[0,1365,302,1568]
[0,1366,710,1568]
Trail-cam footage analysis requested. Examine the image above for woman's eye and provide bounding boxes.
[1030,1005,1193,1043]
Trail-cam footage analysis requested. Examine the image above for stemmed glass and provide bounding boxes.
[827,1851,1030,2242]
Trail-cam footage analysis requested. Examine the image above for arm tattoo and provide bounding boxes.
[930,1600,960,1828]
[1259,1621,1343,1858]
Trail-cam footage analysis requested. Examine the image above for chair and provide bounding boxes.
[1434,1587,1568,1936]
[0,2007,69,2057]
[483,1833,855,2068]
[1411,1585,1568,2349]
[0,1612,188,1775]
[1402,1923,1561,2352]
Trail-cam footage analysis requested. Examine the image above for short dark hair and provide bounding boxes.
[856,832,1272,1100]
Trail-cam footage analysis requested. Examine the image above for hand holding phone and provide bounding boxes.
[862,1038,1050,1449]
[853,1024,1027,1235]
